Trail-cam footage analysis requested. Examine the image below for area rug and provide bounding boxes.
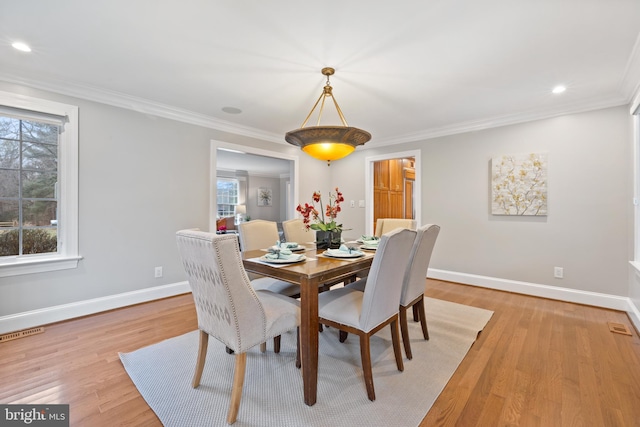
[119,297,493,427]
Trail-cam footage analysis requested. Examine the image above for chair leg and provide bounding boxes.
[295,327,301,369]
[259,342,266,353]
[226,352,247,425]
[359,334,376,401]
[390,317,405,372]
[339,330,348,342]
[273,335,281,353]
[412,304,420,322]
[399,305,413,360]
[192,330,209,388]
[416,296,429,340]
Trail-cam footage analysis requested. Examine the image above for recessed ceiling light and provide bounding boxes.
[552,85,566,94]
[12,42,31,52]
[222,106,242,114]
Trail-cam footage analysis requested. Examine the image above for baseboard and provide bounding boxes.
[3,271,639,336]
[0,281,191,335]
[428,269,634,312]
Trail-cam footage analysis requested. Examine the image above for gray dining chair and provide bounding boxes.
[397,224,440,358]
[347,224,440,359]
[176,230,300,424]
[313,228,416,400]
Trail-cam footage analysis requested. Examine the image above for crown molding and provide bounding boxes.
[1,72,634,149]
[0,72,286,144]
[367,95,630,148]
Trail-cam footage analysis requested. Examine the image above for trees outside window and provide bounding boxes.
[0,116,59,256]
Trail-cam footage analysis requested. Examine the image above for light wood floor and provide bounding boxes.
[1,279,639,426]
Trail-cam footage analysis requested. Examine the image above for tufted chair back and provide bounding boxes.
[176,229,270,353]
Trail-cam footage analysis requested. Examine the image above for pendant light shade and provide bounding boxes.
[285,67,371,165]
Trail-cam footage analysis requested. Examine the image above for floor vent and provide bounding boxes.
[607,322,632,336]
[0,327,45,343]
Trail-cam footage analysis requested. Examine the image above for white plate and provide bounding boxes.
[324,249,365,258]
[360,244,378,251]
[260,254,306,264]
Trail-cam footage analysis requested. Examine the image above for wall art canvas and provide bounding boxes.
[257,187,272,206]
[491,153,547,216]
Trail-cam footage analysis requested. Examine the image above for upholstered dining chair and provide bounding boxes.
[238,219,300,298]
[346,224,440,359]
[175,230,300,425]
[282,218,314,245]
[374,218,417,237]
[397,224,440,359]
[314,228,416,401]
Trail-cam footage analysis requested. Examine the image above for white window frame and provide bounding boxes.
[0,91,80,277]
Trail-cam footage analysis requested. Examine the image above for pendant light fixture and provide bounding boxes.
[285,67,371,165]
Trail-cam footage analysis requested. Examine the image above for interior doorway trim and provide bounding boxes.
[364,149,422,236]
[210,140,299,232]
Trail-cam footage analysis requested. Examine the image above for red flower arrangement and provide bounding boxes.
[296,187,344,232]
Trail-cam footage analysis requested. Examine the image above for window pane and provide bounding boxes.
[21,121,59,144]
[23,200,57,226]
[0,169,19,197]
[22,170,56,198]
[22,228,57,255]
[0,139,20,168]
[23,141,57,171]
[0,229,19,256]
[0,117,20,140]
[0,200,18,225]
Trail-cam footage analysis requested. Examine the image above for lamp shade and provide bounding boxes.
[236,204,246,214]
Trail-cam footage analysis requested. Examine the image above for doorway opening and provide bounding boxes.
[210,140,299,232]
[365,150,421,235]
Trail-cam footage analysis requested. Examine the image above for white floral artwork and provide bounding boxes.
[491,153,547,216]
[257,187,272,206]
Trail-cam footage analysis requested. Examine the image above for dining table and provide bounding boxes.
[241,243,375,406]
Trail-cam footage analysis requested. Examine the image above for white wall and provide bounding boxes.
[1,79,636,332]
[0,81,323,330]
[334,106,633,300]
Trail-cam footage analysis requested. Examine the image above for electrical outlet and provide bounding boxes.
[358,200,365,208]
[155,266,163,278]
[554,267,563,279]
[350,200,355,208]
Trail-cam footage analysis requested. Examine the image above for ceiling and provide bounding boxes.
[1,1,640,149]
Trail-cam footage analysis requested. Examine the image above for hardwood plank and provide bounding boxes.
[1,282,639,426]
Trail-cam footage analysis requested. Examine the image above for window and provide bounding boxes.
[0,92,80,277]
[0,115,59,256]
[217,178,239,217]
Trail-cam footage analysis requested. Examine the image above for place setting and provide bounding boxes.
[257,241,307,265]
[320,244,369,260]
[357,235,380,251]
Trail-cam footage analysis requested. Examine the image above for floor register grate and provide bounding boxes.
[0,327,45,343]
[607,322,632,336]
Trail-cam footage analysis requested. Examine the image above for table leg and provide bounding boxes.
[299,276,319,406]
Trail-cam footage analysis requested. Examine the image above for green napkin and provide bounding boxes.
[265,246,299,260]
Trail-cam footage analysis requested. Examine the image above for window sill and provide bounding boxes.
[0,255,83,278]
